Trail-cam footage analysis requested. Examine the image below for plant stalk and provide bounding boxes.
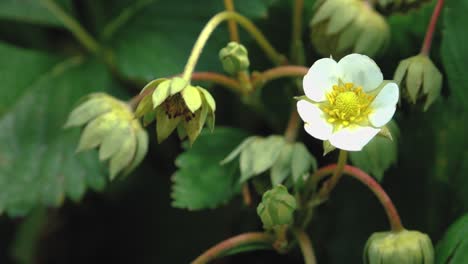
[191,232,274,264]
[421,0,445,55]
[294,229,317,264]
[182,11,284,82]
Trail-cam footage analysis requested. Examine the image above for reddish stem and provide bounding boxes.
[252,65,308,88]
[191,72,242,92]
[191,232,274,264]
[224,0,240,42]
[421,0,445,55]
[312,164,404,232]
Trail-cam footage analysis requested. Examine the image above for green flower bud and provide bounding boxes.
[64,93,149,179]
[257,185,297,230]
[310,0,390,58]
[393,54,442,111]
[375,0,431,14]
[364,229,434,264]
[219,41,250,75]
[135,77,216,144]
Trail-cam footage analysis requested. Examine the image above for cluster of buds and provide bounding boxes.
[135,77,216,144]
[310,0,390,58]
[64,93,148,179]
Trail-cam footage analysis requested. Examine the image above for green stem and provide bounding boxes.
[191,232,274,264]
[317,149,347,199]
[182,11,284,82]
[290,0,305,65]
[39,0,100,54]
[223,0,240,42]
[294,229,317,264]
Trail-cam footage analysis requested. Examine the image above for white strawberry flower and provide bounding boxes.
[297,54,399,151]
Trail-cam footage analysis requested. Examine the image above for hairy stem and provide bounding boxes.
[39,0,100,54]
[191,232,274,264]
[294,229,317,264]
[182,11,284,81]
[223,0,240,42]
[310,164,404,232]
[421,0,445,55]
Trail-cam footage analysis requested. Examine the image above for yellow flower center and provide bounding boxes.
[321,82,373,126]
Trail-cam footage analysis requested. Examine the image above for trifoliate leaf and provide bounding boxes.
[172,127,249,210]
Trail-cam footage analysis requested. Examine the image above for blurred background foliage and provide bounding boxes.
[0,0,467,263]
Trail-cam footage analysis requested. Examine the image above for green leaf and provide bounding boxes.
[291,143,317,184]
[0,43,60,116]
[349,121,399,181]
[441,0,468,109]
[436,214,468,263]
[240,135,286,183]
[0,42,111,216]
[171,127,249,210]
[101,0,277,81]
[0,0,71,27]
[270,144,294,186]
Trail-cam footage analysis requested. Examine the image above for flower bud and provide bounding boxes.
[219,41,250,75]
[135,77,216,144]
[393,54,442,111]
[257,185,297,230]
[64,93,148,179]
[364,229,434,264]
[375,0,432,14]
[310,0,389,58]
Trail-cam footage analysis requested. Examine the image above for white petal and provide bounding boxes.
[297,100,333,140]
[329,126,380,151]
[303,58,340,102]
[369,83,399,127]
[338,54,383,92]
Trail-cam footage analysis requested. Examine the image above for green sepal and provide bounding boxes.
[198,86,216,112]
[99,122,130,161]
[169,77,188,95]
[323,140,336,156]
[122,126,149,175]
[64,95,111,128]
[406,58,424,103]
[422,58,442,111]
[152,79,171,109]
[182,85,202,113]
[177,123,187,140]
[184,103,208,145]
[135,78,167,118]
[109,129,137,179]
[76,112,118,152]
[155,106,180,143]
